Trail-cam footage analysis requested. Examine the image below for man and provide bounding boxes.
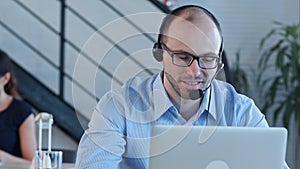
[75,5,289,169]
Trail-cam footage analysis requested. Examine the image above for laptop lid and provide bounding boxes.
[149,125,287,169]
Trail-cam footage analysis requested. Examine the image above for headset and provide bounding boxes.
[152,5,224,62]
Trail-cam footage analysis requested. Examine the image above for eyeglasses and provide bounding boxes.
[161,43,220,69]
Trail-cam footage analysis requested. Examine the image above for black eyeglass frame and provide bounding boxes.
[160,42,221,69]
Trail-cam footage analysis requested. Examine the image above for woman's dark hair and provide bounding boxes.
[0,49,18,96]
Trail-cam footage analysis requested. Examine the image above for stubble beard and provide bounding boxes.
[165,72,207,100]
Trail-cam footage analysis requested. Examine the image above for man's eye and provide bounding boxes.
[175,54,190,60]
[201,57,216,62]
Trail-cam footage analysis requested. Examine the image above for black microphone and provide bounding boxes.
[189,63,224,100]
[189,89,204,100]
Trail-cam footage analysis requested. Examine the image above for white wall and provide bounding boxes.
[175,0,299,71]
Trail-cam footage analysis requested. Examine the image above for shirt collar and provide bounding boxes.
[189,84,217,122]
[208,80,227,121]
[204,85,217,120]
[152,73,174,120]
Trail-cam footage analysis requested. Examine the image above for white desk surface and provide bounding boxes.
[0,162,74,169]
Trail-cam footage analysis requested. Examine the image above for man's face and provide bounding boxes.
[161,16,222,100]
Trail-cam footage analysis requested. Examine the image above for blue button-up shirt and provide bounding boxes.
[75,73,289,169]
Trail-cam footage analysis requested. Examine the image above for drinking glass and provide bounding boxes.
[34,150,62,169]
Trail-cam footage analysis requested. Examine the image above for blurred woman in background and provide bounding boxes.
[0,49,36,163]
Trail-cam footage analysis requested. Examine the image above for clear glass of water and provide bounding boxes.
[35,150,62,169]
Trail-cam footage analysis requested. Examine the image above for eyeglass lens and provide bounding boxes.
[161,43,219,69]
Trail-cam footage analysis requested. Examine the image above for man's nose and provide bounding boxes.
[188,59,202,76]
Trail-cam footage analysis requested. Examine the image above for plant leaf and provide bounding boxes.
[257,22,300,132]
[259,29,276,50]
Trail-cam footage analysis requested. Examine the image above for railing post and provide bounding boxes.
[59,0,66,98]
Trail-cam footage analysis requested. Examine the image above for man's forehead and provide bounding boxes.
[163,16,221,52]
[166,14,217,35]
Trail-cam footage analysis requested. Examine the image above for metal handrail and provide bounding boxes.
[0,20,100,102]
[3,0,170,95]
[148,0,171,13]
[13,0,60,36]
[9,0,125,100]
[8,0,168,101]
[66,4,154,76]
[59,0,66,98]
[101,0,157,43]
[0,20,58,70]
[1,0,170,139]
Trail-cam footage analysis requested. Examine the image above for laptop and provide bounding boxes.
[149,125,287,169]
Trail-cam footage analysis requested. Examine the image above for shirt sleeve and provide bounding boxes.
[13,99,34,128]
[284,162,290,169]
[75,92,127,169]
[235,95,269,127]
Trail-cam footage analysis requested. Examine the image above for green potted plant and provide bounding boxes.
[257,22,300,168]
[257,21,300,132]
[230,49,250,95]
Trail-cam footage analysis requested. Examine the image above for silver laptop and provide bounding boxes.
[149,125,287,169]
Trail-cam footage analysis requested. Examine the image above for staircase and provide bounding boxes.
[0,0,170,142]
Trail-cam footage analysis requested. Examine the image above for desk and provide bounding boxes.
[0,162,75,169]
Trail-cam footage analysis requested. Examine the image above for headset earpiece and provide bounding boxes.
[218,63,224,70]
[152,42,163,61]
